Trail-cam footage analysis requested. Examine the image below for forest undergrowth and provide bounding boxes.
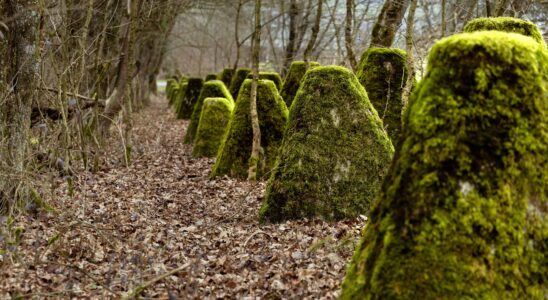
[0,95,363,299]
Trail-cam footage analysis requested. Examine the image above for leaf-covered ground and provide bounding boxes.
[0,95,364,299]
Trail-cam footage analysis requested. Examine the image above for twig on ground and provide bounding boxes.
[244,230,272,248]
[123,262,191,299]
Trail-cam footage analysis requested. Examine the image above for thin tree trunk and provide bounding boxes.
[122,0,141,165]
[494,0,509,16]
[402,0,417,108]
[282,0,298,75]
[345,0,357,70]
[441,0,446,38]
[248,0,262,181]
[304,0,322,64]
[464,0,479,23]
[0,0,40,211]
[369,0,410,48]
[99,6,134,137]
[232,0,244,70]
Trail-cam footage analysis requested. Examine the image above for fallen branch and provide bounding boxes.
[40,87,103,103]
[244,230,272,248]
[123,262,191,299]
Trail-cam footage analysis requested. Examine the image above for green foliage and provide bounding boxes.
[184,80,233,144]
[280,61,320,107]
[205,73,217,81]
[356,48,408,144]
[259,66,394,222]
[192,97,234,158]
[246,72,283,91]
[341,32,548,299]
[176,78,203,120]
[464,17,546,47]
[218,68,235,87]
[211,79,288,179]
[228,68,251,99]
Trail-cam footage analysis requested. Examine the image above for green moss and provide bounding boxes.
[247,72,283,91]
[259,66,394,223]
[228,68,251,99]
[166,80,179,106]
[173,82,187,115]
[176,78,203,120]
[192,97,234,158]
[341,32,547,299]
[464,17,546,47]
[166,78,178,101]
[218,68,235,87]
[356,48,407,145]
[280,61,320,107]
[205,73,217,81]
[184,80,233,144]
[211,79,288,179]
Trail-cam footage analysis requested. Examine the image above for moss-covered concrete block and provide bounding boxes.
[173,82,188,119]
[259,66,394,222]
[167,80,179,106]
[176,78,203,120]
[192,97,234,158]
[205,73,217,81]
[280,61,320,107]
[229,68,251,99]
[166,78,177,101]
[211,79,288,179]
[247,72,283,91]
[218,68,235,87]
[184,80,233,144]
[356,48,407,144]
[341,31,547,299]
[464,17,546,47]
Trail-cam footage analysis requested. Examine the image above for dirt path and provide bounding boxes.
[0,95,363,299]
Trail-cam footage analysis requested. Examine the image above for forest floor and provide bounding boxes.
[0,95,364,299]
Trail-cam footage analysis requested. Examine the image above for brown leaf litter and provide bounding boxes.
[0,95,365,299]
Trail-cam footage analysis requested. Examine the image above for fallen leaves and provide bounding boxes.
[0,95,365,299]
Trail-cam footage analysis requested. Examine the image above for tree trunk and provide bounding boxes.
[248,0,262,181]
[402,0,417,109]
[304,0,322,64]
[494,0,510,16]
[0,0,40,211]
[99,3,135,138]
[282,0,298,76]
[370,0,410,48]
[232,0,244,70]
[441,0,446,38]
[345,0,357,70]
